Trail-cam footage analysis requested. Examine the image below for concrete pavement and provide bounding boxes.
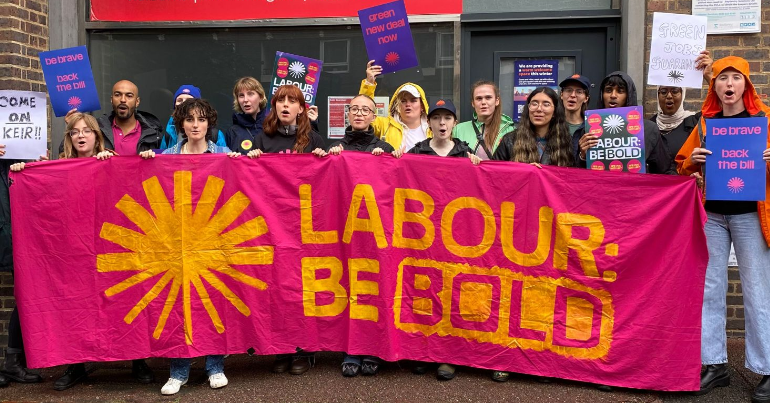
[0,338,760,403]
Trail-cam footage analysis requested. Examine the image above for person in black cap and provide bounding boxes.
[559,74,591,136]
[395,98,478,381]
[394,99,479,165]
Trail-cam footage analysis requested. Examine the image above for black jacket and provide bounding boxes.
[407,138,473,157]
[0,161,12,272]
[573,71,675,174]
[226,110,266,155]
[492,131,575,166]
[255,127,326,154]
[650,112,701,163]
[58,110,168,155]
[330,126,394,153]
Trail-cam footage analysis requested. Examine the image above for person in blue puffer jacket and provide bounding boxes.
[161,84,227,149]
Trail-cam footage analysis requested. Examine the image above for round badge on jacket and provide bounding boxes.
[241,140,253,150]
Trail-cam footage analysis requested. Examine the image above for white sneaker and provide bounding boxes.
[161,378,186,395]
[209,372,228,389]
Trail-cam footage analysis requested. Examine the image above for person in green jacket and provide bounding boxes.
[453,80,515,160]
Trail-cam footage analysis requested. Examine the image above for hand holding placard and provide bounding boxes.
[39,46,100,117]
[358,0,418,75]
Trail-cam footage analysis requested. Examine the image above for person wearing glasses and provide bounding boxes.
[558,75,591,136]
[328,95,394,157]
[11,113,115,391]
[327,95,392,378]
[492,87,575,169]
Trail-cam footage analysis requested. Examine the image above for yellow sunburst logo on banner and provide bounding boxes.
[96,171,272,345]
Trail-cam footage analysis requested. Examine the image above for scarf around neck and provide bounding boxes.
[656,86,696,133]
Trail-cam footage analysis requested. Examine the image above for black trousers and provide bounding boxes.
[7,307,23,354]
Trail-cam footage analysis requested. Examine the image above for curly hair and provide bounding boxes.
[173,98,218,142]
[510,87,575,167]
[263,85,312,153]
[61,113,106,159]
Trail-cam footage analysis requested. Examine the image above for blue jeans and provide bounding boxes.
[702,212,770,375]
[169,355,225,381]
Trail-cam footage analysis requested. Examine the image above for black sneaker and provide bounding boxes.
[361,358,380,376]
[131,359,155,384]
[753,375,770,403]
[53,363,87,391]
[341,362,360,377]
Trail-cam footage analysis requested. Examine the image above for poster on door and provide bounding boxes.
[513,60,558,122]
[693,0,761,34]
[327,96,389,139]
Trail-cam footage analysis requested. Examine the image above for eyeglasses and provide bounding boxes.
[658,88,682,96]
[69,128,94,137]
[349,106,373,116]
[562,88,586,96]
[528,101,553,110]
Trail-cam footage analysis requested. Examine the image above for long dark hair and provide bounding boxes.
[511,87,574,167]
[173,98,218,142]
[471,80,502,152]
[263,85,312,153]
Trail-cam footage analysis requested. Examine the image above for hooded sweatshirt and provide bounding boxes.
[330,125,395,153]
[573,71,674,174]
[676,56,770,246]
[359,80,432,151]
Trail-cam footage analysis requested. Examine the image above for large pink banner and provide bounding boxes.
[11,153,707,391]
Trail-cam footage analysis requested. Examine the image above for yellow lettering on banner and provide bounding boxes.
[441,197,496,258]
[459,281,493,322]
[343,184,388,248]
[393,188,435,250]
[412,273,434,315]
[553,213,605,278]
[500,203,554,267]
[299,184,338,244]
[565,296,595,341]
[349,258,380,322]
[301,257,347,317]
[393,258,614,360]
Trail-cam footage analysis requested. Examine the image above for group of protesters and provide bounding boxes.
[0,50,769,403]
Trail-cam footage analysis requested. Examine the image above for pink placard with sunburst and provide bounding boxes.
[11,153,708,391]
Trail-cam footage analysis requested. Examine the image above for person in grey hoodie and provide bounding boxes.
[573,71,674,174]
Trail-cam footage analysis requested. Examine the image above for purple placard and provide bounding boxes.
[39,46,100,117]
[513,60,558,122]
[705,117,767,201]
[358,0,419,74]
[270,51,323,106]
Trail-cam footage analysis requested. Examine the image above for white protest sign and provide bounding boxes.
[0,91,47,160]
[648,12,708,89]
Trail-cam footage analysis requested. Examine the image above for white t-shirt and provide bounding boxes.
[401,126,427,152]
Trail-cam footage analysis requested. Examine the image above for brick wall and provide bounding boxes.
[644,0,765,337]
[0,0,49,358]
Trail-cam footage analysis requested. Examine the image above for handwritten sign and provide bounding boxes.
[270,51,323,106]
[358,0,418,74]
[513,60,558,122]
[705,117,767,201]
[648,13,708,89]
[585,106,646,173]
[39,46,100,117]
[0,91,47,160]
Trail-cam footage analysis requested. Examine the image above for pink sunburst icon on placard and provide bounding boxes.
[68,96,82,109]
[385,52,400,66]
[727,177,745,193]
